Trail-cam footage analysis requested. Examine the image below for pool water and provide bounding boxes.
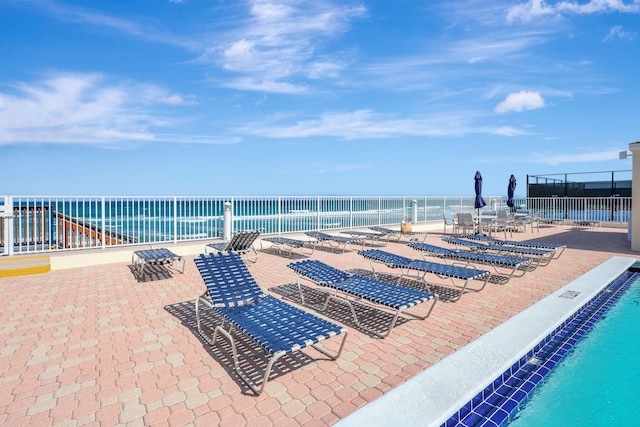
[509,279,640,426]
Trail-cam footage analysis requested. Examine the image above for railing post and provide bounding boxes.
[173,197,178,243]
[350,197,353,229]
[317,196,321,231]
[1,196,14,256]
[223,202,232,240]
[101,197,106,249]
[412,199,418,223]
[278,197,282,235]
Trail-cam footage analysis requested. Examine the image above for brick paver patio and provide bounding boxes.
[0,225,636,426]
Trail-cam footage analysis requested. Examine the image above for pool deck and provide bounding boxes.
[0,224,637,426]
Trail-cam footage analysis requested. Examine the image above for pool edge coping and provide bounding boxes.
[334,255,637,427]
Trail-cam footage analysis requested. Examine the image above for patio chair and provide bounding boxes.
[340,230,390,246]
[460,234,566,259]
[493,210,514,238]
[205,230,260,262]
[131,247,185,279]
[408,242,532,282]
[455,213,476,235]
[260,236,316,257]
[514,209,540,233]
[442,211,457,234]
[368,226,428,242]
[304,231,364,253]
[442,236,553,268]
[287,259,438,338]
[358,249,490,301]
[194,252,347,395]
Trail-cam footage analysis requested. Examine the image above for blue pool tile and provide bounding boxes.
[498,397,518,414]
[519,380,535,394]
[459,411,485,426]
[439,270,639,427]
[487,407,510,426]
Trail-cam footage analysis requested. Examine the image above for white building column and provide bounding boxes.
[630,142,640,251]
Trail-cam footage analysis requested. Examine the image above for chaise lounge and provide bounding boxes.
[460,233,566,259]
[358,249,491,301]
[288,259,438,338]
[408,242,532,282]
[131,247,185,279]
[304,231,364,253]
[368,226,428,242]
[194,252,347,395]
[260,236,317,257]
[441,236,554,267]
[205,230,260,262]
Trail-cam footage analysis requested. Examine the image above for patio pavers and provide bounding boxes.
[0,226,636,426]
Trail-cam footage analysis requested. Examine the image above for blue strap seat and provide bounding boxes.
[194,252,347,394]
[358,249,490,301]
[340,230,390,246]
[408,242,531,282]
[288,259,437,338]
[261,236,316,256]
[368,226,427,242]
[131,247,184,279]
[442,236,553,267]
[460,234,566,259]
[304,231,363,253]
[206,230,260,262]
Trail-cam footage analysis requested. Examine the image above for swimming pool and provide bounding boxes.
[508,271,640,426]
[334,256,638,427]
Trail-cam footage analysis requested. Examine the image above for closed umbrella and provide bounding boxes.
[474,171,486,216]
[507,174,517,211]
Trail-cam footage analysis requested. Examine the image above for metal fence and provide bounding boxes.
[1,195,630,255]
[0,195,494,255]
[514,197,631,223]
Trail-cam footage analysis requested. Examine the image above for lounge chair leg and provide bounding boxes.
[213,324,285,395]
[195,294,213,344]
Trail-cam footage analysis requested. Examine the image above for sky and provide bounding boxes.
[1,0,639,198]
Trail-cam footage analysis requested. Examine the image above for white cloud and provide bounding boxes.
[604,25,636,41]
[239,109,527,139]
[507,0,640,23]
[491,126,529,136]
[495,91,546,114]
[0,73,220,146]
[203,0,366,93]
[32,0,198,50]
[223,77,309,94]
[533,149,621,165]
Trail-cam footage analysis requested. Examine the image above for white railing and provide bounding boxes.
[3,194,628,255]
[513,197,631,223]
[1,195,495,254]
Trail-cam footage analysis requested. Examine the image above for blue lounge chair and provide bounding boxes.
[287,259,438,338]
[131,247,184,279]
[304,231,364,253]
[358,249,490,301]
[368,226,427,242]
[441,236,553,267]
[260,236,316,256]
[340,230,389,246]
[408,242,531,282]
[460,234,566,258]
[194,252,347,395]
[206,230,260,262]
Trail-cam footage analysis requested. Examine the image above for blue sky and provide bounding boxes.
[1,0,638,197]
